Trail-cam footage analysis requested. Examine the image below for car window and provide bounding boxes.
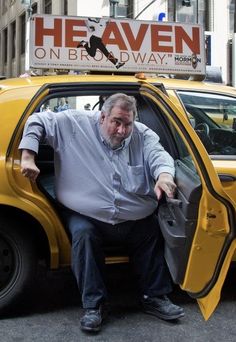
[37,90,201,188]
[178,91,236,129]
[177,91,236,157]
[37,94,103,176]
[170,121,200,175]
[39,95,102,113]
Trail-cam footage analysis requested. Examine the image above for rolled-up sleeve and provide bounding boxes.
[19,113,46,153]
[18,111,69,153]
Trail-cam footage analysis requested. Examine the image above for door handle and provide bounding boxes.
[218,174,236,182]
[166,197,182,208]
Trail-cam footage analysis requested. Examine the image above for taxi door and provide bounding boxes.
[139,81,236,320]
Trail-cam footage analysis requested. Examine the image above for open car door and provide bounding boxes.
[139,81,236,320]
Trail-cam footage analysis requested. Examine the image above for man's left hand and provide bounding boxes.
[154,173,176,200]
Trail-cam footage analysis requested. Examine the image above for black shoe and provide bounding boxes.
[80,305,105,332]
[77,40,86,48]
[141,295,185,321]
[116,62,125,69]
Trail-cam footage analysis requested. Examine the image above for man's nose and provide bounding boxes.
[117,125,126,135]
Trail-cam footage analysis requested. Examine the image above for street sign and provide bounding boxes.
[29,14,206,75]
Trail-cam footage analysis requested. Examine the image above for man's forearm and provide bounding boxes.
[21,149,36,161]
[20,149,40,182]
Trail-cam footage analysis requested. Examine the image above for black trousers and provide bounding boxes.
[84,35,118,65]
[62,210,173,309]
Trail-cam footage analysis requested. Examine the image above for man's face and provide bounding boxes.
[100,105,134,149]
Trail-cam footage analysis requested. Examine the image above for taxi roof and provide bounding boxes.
[0,73,235,97]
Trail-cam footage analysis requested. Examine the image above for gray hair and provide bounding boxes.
[101,93,137,119]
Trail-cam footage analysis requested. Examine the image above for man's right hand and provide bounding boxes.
[20,149,40,182]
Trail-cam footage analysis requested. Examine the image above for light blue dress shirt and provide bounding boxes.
[19,110,175,224]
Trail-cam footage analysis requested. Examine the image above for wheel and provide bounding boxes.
[0,217,37,314]
[195,122,210,135]
[195,123,214,153]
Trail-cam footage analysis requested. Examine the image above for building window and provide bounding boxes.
[176,0,198,23]
[64,0,68,15]
[168,1,175,21]
[1,0,8,15]
[198,0,207,28]
[168,0,208,30]
[229,0,235,33]
[110,0,133,18]
[44,0,52,14]
[3,28,8,63]
[31,2,38,14]
[11,21,16,59]
[20,13,26,54]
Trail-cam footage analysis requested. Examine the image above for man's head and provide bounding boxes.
[100,93,136,149]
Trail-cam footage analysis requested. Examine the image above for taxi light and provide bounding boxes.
[135,73,147,80]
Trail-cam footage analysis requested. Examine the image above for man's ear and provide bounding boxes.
[100,112,105,123]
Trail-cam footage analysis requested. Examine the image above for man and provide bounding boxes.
[56,97,71,112]
[77,18,125,69]
[19,93,184,333]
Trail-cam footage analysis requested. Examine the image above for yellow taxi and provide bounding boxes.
[0,73,235,320]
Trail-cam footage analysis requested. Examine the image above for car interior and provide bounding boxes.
[185,104,236,155]
[178,91,236,156]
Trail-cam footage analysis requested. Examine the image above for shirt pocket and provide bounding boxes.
[121,165,150,195]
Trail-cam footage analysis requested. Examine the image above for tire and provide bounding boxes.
[0,217,37,314]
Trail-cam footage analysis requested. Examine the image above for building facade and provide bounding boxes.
[0,0,235,84]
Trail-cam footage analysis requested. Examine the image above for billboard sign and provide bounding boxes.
[29,15,206,75]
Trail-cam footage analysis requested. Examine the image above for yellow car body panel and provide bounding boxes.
[211,160,236,204]
[197,239,236,320]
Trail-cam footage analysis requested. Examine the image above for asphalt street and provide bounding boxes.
[0,264,236,342]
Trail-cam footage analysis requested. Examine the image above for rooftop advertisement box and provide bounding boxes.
[29,14,206,75]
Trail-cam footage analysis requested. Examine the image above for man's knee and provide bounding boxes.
[68,214,97,242]
[130,214,164,246]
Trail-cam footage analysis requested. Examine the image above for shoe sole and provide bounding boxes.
[80,314,106,333]
[80,325,101,332]
[143,308,185,321]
